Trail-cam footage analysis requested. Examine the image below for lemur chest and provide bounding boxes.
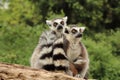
[67,44,81,62]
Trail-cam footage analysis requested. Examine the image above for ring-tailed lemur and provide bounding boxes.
[52,25,89,78]
[30,16,68,71]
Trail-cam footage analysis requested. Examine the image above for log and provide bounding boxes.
[0,63,84,80]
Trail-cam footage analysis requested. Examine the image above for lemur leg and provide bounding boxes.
[69,63,78,76]
[73,42,89,78]
[73,57,89,78]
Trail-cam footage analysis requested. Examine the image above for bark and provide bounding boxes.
[0,62,84,80]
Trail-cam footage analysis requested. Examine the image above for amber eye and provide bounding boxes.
[71,29,77,34]
[60,21,64,25]
[53,22,58,27]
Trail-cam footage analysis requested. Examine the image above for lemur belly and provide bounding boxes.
[67,44,81,62]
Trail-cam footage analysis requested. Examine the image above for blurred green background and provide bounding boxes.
[0,0,120,80]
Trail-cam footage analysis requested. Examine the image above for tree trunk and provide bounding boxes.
[0,62,84,80]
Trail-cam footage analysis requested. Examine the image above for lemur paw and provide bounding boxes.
[75,74,82,78]
[74,59,87,64]
[66,70,73,76]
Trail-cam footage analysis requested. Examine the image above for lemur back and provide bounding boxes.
[30,17,68,71]
[31,30,57,70]
[52,25,89,78]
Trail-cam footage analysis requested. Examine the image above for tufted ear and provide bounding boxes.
[46,20,52,27]
[80,27,85,33]
[63,16,68,22]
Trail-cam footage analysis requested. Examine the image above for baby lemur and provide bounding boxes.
[30,16,68,70]
[52,25,89,78]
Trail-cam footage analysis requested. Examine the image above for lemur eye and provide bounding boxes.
[71,29,77,34]
[53,22,58,27]
[60,21,64,25]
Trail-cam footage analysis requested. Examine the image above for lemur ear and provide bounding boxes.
[63,16,68,22]
[80,27,85,33]
[46,20,52,26]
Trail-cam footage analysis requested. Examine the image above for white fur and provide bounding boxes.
[54,60,69,67]
[53,48,65,55]
[54,38,63,44]
[40,47,52,55]
[38,57,53,65]
[34,57,53,69]
[30,43,41,68]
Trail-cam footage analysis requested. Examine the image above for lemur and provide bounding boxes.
[30,16,68,70]
[52,25,89,78]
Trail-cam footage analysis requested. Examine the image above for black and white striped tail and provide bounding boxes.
[38,43,55,71]
[52,38,70,72]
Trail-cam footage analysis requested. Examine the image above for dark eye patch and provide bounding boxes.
[60,21,64,25]
[53,22,58,27]
[71,29,77,34]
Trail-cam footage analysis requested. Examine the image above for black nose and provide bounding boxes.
[76,34,82,38]
[57,25,63,30]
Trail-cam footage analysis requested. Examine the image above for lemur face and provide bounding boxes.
[64,25,85,39]
[70,27,85,38]
[46,16,68,32]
